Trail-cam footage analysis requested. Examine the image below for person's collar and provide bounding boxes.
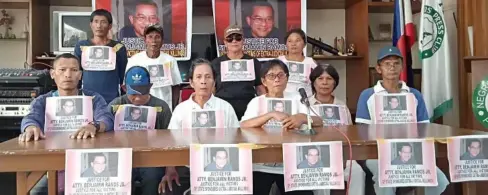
[373,80,410,93]
[189,93,215,108]
[52,89,84,97]
[309,95,335,105]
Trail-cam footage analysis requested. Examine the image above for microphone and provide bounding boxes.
[298,88,310,107]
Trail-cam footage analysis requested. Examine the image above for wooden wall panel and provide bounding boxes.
[29,0,50,63]
[345,0,369,111]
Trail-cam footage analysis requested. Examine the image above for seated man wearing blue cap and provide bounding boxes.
[355,46,449,195]
[108,66,172,195]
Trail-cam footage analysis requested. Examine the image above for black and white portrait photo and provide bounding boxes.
[288,62,304,74]
[123,106,148,123]
[89,47,109,60]
[147,64,165,77]
[56,98,83,116]
[321,106,340,120]
[460,138,488,160]
[296,145,330,169]
[192,111,216,128]
[80,152,118,177]
[228,61,248,72]
[267,99,292,114]
[383,95,406,111]
[390,142,423,165]
[204,147,239,172]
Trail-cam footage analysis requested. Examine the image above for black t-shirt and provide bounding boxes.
[212,54,262,100]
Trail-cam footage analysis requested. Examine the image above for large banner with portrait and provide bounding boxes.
[213,0,306,59]
[93,0,192,60]
[447,135,488,182]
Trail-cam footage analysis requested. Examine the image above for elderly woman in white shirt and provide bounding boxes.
[159,58,240,194]
[306,64,365,195]
[240,59,323,195]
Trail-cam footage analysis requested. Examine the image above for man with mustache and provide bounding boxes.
[243,1,282,40]
[126,24,182,110]
[18,53,114,194]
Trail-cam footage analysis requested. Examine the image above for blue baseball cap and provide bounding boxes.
[125,66,152,95]
[377,46,403,61]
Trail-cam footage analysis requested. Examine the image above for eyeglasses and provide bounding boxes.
[380,62,402,68]
[134,15,159,23]
[225,34,243,42]
[251,17,273,24]
[265,72,287,80]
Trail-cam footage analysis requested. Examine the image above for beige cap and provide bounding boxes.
[224,25,243,37]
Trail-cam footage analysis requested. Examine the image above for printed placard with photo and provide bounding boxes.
[447,135,488,182]
[374,93,417,124]
[81,46,116,71]
[190,144,253,194]
[182,109,225,129]
[283,142,344,191]
[312,104,349,126]
[114,105,157,130]
[65,148,132,194]
[258,97,296,128]
[220,59,256,82]
[147,62,173,88]
[377,139,438,187]
[287,61,311,84]
[45,96,93,132]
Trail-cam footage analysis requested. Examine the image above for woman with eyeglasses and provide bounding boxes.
[305,65,365,195]
[240,59,322,195]
[278,28,317,96]
[211,25,266,121]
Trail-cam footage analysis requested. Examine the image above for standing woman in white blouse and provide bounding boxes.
[278,28,318,96]
[240,59,323,195]
[159,58,240,194]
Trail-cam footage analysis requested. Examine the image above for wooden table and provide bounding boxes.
[0,123,484,195]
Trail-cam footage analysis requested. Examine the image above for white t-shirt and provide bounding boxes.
[240,92,301,174]
[168,94,240,129]
[277,56,317,96]
[126,51,182,110]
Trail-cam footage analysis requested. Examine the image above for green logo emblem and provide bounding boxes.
[420,5,445,58]
[472,78,488,128]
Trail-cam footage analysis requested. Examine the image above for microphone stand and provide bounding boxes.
[291,98,317,135]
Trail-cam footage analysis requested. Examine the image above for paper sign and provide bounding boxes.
[377,139,437,187]
[374,93,417,124]
[65,148,132,195]
[81,46,116,71]
[283,142,344,191]
[114,105,157,130]
[190,144,253,194]
[287,61,311,84]
[182,109,225,129]
[220,59,256,82]
[447,135,488,182]
[258,97,297,128]
[45,96,93,132]
[312,104,349,126]
[147,63,173,88]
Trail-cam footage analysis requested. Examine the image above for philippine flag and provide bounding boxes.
[393,0,416,87]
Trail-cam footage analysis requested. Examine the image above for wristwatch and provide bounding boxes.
[88,121,101,132]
